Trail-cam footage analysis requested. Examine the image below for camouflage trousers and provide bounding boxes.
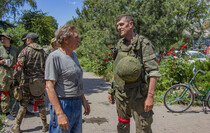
[0,77,13,113]
[15,80,47,127]
[116,87,153,133]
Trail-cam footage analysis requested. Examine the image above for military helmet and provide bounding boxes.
[116,56,142,82]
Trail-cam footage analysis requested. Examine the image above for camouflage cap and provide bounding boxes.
[0,33,13,43]
[22,32,38,40]
[21,33,28,41]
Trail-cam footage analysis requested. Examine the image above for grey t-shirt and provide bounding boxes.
[45,49,83,98]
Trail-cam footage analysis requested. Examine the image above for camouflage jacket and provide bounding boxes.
[0,45,18,81]
[110,34,161,98]
[44,46,55,57]
[0,45,18,68]
[13,43,46,80]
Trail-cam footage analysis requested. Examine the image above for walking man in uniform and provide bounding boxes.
[108,14,161,133]
[11,33,48,132]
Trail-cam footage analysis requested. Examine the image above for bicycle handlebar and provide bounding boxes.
[198,70,206,74]
[192,65,206,75]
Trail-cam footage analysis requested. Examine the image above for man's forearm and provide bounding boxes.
[147,76,158,97]
[45,80,64,116]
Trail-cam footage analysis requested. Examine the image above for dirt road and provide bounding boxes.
[1,72,210,133]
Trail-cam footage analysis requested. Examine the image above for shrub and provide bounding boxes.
[156,46,210,93]
[77,30,113,81]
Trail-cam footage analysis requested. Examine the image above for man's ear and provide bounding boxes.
[63,37,68,43]
[129,21,134,29]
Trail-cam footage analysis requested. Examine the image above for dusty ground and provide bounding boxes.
[1,72,210,133]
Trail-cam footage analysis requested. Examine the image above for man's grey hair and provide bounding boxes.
[116,14,134,24]
[55,24,76,44]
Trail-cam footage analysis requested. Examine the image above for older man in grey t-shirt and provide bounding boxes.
[45,49,83,98]
[45,24,90,133]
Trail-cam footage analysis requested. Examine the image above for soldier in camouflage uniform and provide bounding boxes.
[108,14,161,133]
[45,37,59,57]
[0,33,18,120]
[11,33,48,132]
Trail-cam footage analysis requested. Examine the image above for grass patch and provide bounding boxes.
[0,114,6,130]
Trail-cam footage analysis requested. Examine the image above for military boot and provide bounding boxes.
[11,124,20,133]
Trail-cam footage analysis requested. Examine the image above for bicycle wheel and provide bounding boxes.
[164,84,194,113]
[206,93,210,109]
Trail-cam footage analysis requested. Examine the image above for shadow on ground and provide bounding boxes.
[21,126,42,132]
[83,78,110,95]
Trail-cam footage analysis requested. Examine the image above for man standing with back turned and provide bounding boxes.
[108,14,161,133]
[11,33,48,132]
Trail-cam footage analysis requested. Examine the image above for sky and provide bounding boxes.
[22,0,84,27]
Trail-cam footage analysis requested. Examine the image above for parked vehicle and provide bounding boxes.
[186,51,207,63]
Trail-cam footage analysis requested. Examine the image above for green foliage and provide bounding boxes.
[0,25,28,47]
[75,30,113,80]
[0,114,6,130]
[195,37,205,50]
[20,10,58,46]
[156,47,210,92]
[157,58,192,91]
[71,0,209,52]
[0,20,15,30]
[68,0,209,82]
[0,0,37,20]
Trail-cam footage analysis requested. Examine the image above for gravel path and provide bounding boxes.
[2,72,210,133]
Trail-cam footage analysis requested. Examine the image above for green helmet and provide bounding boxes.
[116,56,142,82]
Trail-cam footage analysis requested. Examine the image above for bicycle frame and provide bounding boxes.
[186,70,210,102]
[164,65,210,113]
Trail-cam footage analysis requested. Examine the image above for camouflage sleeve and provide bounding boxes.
[108,80,116,96]
[8,46,18,68]
[13,49,26,79]
[142,39,161,77]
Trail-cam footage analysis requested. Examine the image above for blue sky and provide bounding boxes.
[22,0,84,27]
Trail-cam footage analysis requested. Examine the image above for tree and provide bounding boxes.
[0,0,37,20]
[195,37,205,49]
[20,10,58,45]
[0,25,28,47]
[70,0,209,51]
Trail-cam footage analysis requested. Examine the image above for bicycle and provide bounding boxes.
[163,65,210,113]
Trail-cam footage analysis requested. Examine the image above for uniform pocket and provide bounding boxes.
[140,83,148,97]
